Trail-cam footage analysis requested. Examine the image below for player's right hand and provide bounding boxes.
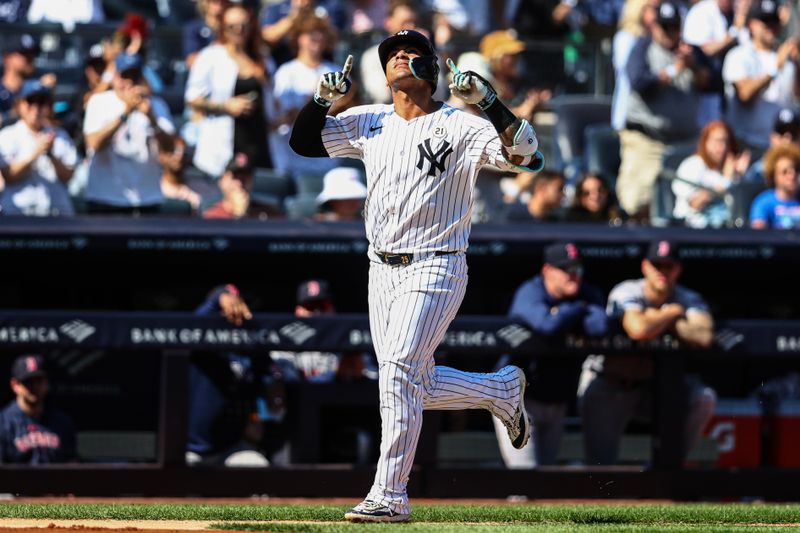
[314,55,353,107]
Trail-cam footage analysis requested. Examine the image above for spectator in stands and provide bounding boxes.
[183,0,229,68]
[202,152,254,219]
[480,30,552,123]
[0,82,76,216]
[314,167,368,221]
[269,279,378,463]
[347,0,389,35]
[564,173,627,225]
[744,107,800,184]
[160,136,216,213]
[579,239,717,466]
[500,170,565,222]
[186,3,272,180]
[270,15,342,177]
[187,284,274,467]
[0,0,30,22]
[682,0,749,127]
[617,1,709,221]
[0,354,77,464]
[0,34,41,128]
[749,143,800,229]
[83,52,175,215]
[612,0,658,131]
[508,0,572,40]
[722,0,800,152]
[672,120,750,228]
[26,0,104,31]
[492,242,608,468]
[260,0,344,66]
[360,0,419,104]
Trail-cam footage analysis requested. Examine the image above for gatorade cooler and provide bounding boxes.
[702,399,761,468]
[768,400,800,468]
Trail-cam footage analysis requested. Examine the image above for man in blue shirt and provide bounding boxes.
[0,354,76,464]
[493,242,608,467]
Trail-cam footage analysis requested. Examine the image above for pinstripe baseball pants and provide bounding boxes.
[366,253,523,514]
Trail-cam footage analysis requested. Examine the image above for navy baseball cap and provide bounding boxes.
[645,239,681,262]
[774,108,800,136]
[18,80,51,101]
[656,1,681,28]
[11,354,47,382]
[544,242,582,270]
[297,279,332,305]
[115,52,143,74]
[378,29,436,73]
[749,0,780,23]
[6,34,40,55]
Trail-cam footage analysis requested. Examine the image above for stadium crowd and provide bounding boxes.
[0,0,798,227]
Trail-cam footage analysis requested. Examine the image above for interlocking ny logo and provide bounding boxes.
[417,139,453,177]
[59,320,96,344]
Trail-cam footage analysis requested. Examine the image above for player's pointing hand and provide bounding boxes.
[447,57,495,107]
[314,54,354,108]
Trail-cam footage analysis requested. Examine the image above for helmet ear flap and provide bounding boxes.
[409,55,439,92]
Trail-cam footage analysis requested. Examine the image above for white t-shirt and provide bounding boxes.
[27,0,104,30]
[673,154,731,227]
[271,59,340,176]
[723,44,798,149]
[682,0,728,46]
[83,90,175,207]
[0,120,76,216]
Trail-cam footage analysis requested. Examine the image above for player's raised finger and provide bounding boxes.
[341,54,354,78]
[446,58,461,76]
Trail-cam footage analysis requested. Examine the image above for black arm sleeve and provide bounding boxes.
[482,97,518,134]
[289,99,330,158]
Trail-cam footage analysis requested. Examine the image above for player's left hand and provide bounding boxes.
[447,58,495,107]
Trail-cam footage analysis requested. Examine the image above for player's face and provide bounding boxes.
[386,44,426,88]
[543,263,582,299]
[11,376,49,406]
[643,259,682,292]
[773,156,799,196]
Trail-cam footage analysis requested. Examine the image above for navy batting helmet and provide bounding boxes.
[378,29,439,93]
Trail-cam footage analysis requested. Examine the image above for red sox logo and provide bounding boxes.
[565,243,579,260]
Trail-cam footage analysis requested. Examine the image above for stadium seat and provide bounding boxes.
[549,95,612,180]
[253,168,295,204]
[728,181,768,228]
[650,169,680,227]
[294,173,326,195]
[284,193,320,220]
[584,124,620,188]
[159,198,193,216]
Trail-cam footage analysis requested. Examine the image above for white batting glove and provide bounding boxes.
[314,55,353,108]
[447,58,497,109]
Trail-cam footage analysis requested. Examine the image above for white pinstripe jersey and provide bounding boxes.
[321,102,525,254]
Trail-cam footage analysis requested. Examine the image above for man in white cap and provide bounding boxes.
[314,167,368,221]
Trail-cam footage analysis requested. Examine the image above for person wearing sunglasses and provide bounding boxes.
[492,242,609,467]
[83,52,175,215]
[579,239,716,465]
[0,82,76,216]
[186,3,271,181]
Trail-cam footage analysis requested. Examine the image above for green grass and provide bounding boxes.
[0,503,799,532]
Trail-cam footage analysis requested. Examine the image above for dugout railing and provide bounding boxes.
[0,310,799,499]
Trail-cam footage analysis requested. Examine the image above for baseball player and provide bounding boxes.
[290,29,544,523]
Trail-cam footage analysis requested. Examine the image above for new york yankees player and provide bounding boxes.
[290,29,544,523]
